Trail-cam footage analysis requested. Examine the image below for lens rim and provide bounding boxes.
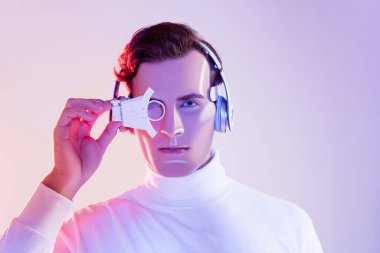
[148,100,165,121]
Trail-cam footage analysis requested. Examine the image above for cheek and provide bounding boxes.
[150,120,163,134]
[199,103,216,124]
[135,131,155,163]
[183,104,215,136]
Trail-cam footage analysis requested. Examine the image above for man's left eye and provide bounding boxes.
[181,100,198,108]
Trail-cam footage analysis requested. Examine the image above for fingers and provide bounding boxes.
[57,107,95,127]
[66,98,110,113]
[96,121,122,153]
[56,98,111,128]
[54,98,112,143]
[119,126,130,132]
[77,106,112,140]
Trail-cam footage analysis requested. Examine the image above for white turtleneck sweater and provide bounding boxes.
[0,151,323,253]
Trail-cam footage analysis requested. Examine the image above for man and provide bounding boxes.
[0,22,323,252]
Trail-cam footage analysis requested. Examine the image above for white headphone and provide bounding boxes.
[198,41,234,132]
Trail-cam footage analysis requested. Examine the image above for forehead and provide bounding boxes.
[132,50,211,99]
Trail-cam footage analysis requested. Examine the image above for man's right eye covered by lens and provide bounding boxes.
[148,100,165,121]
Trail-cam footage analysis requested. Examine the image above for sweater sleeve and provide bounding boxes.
[0,183,72,253]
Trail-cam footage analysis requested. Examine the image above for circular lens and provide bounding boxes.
[148,100,165,121]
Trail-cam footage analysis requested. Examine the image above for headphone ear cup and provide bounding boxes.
[215,96,228,132]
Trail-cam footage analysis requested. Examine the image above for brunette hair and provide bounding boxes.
[115,22,223,92]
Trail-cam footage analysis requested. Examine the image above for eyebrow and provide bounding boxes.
[150,93,206,104]
[177,93,206,101]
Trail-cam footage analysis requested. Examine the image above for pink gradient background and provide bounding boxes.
[0,1,379,252]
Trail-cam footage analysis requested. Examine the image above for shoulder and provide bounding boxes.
[228,179,315,231]
[55,188,149,250]
[61,186,146,230]
[227,180,323,251]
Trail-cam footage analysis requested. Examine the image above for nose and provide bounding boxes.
[160,106,184,137]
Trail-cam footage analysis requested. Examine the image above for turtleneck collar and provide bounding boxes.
[133,150,233,208]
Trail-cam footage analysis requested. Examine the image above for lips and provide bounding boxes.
[158,147,189,154]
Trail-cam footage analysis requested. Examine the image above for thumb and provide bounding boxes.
[96,121,122,153]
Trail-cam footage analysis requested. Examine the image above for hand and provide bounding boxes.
[42,98,122,199]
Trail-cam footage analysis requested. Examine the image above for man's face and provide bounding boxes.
[131,50,216,177]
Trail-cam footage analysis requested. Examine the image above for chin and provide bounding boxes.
[151,151,212,177]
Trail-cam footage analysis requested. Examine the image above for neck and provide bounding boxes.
[137,150,233,208]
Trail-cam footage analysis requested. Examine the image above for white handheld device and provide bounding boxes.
[111,88,158,137]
